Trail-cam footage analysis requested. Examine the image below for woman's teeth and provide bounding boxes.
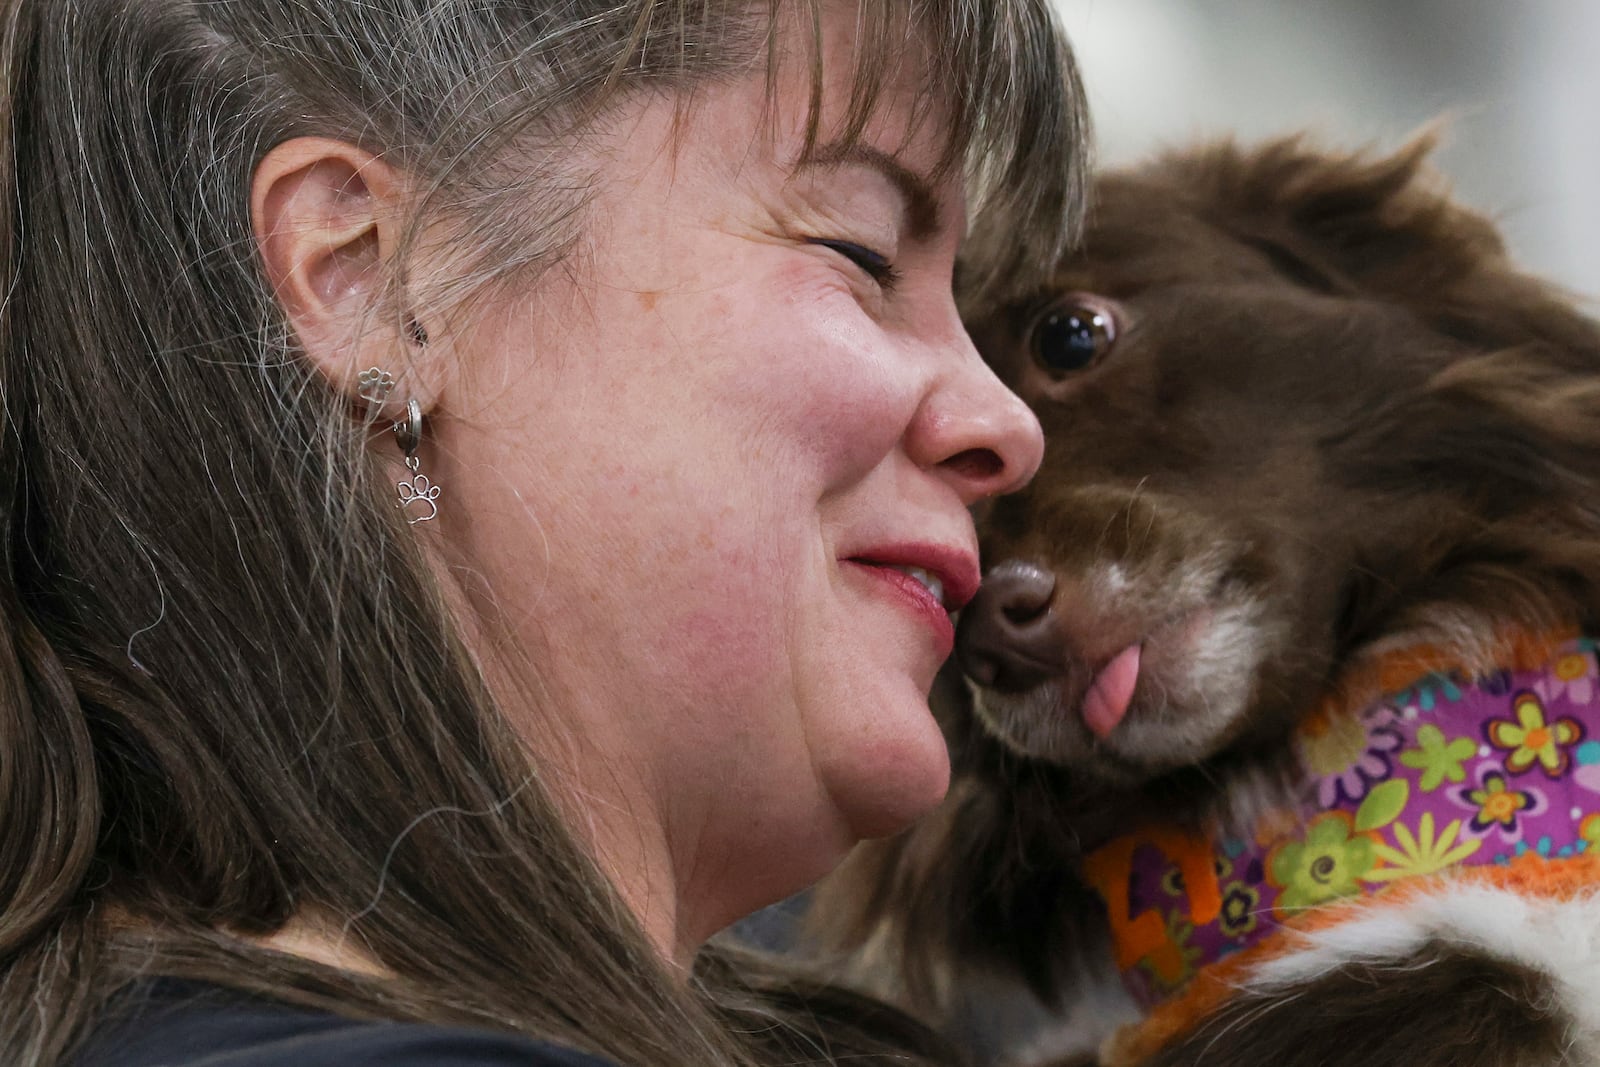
[889,565,944,605]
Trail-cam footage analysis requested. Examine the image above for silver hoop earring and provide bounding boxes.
[393,397,440,524]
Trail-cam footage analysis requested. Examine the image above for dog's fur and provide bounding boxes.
[807,136,1600,1066]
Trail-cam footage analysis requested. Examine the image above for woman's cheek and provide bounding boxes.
[752,283,918,481]
[633,503,801,680]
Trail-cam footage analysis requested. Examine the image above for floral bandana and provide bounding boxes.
[1082,634,1600,1010]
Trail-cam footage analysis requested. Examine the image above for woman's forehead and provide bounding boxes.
[636,63,966,238]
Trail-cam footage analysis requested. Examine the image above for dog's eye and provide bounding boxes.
[1028,295,1118,375]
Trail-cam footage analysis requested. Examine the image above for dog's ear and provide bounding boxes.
[1164,132,1484,287]
[1177,133,1597,356]
[1330,342,1600,643]
[1169,133,1502,298]
[1260,134,1500,280]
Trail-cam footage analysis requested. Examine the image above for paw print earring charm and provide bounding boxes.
[358,366,395,407]
[393,397,440,524]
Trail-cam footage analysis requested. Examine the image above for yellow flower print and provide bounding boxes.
[1299,704,1404,806]
[1136,912,1202,991]
[1581,813,1600,850]
[1486,691,1584,778]
[1399,724,1476,791]
[1298,708,1368,776]
[1217,881,1261,939]
[1367,813,1481,881]
[1160,855,1233,899]
[1266,812,1378,915]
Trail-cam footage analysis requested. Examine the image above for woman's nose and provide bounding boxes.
[907,350,1044,505]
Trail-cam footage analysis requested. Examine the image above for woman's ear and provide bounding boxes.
[251,137,440,410]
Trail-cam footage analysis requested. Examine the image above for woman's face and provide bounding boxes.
[429,15,1043,956]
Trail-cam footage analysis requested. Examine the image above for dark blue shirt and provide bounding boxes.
[74,980,621,1066]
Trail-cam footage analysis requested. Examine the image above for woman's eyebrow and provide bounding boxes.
[797,142,942,240]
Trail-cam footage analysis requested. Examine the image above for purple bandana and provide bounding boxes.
[1082,636,1600,1008]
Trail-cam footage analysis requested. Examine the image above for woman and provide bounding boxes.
[0,1,1086,1064]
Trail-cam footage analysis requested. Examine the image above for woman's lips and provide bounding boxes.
[843,542,981,610]
[843,560,958,657]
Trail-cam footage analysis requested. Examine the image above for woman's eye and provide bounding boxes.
[1028,294,1119,374]
[808,238,901,290]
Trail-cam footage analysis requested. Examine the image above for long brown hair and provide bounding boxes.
[0,1,1087,1064]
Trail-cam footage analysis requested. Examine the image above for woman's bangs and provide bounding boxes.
[783,0,1091,307]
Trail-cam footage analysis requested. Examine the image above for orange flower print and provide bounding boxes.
[1470,776,1526,828]
[1537,649,1597,705]
[1450,766,1547,843]
[1485,691,1583,778]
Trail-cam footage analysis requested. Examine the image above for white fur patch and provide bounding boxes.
[1014,961,1141,1065]
[1244,883,1600,1052]
[1107,590,1276,769]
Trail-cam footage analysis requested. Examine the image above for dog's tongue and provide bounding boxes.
[1082,643,1142,740]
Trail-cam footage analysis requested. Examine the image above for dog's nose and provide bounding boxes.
[956,562,1064,692]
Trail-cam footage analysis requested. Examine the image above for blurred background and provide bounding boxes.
[1051,0,1600,300]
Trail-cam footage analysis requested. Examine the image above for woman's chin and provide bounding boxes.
[825,713,952,841]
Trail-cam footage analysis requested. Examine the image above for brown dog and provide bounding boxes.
[809,136,1600,1067]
